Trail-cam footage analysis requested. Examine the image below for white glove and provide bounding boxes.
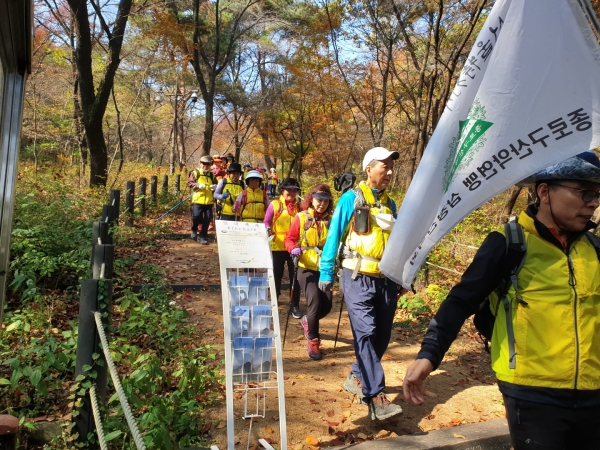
[197,184,206,190]
[210,184,217,191]
[318,280,333,293]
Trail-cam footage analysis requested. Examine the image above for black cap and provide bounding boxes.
[227,163,242,173]
[280,178,300,190]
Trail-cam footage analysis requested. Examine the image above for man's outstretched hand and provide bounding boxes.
[403,358,434,404]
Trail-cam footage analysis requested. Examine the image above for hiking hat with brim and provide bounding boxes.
[245,170,262,181]
[518,151,600,185]
[362,147,400,170]
[312,191,332,200]
[227,163,242,173]
[280,178,300,190]
[200,155,213,164]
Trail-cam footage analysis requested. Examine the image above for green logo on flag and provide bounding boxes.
[443,98,493,192]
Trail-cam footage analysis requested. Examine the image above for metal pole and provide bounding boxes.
[334,294,345,349]
[125,181,134,227]
[138,178,147,217]
[150,176,157,206]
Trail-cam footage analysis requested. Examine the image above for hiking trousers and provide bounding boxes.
[296,268,332,340]
[504,395,600,449]
[342,268,397,399]
[272,251,300,306]
[192,204,213,238]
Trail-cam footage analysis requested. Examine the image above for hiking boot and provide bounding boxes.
[343,373,365,403]
[300,315,309,339]
[367,392,402,420]
[198,237,208,245]
[289,305,302,319]
[191,231,197,239]
[307,338,322,360]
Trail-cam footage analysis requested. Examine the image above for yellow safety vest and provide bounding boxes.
[241,188,265,223]
[297,210,329,272]
[490,211,600,390]
[221,178,244,216]
[191,169,214,205]
[270,197,299,252]
[341,181,393,276]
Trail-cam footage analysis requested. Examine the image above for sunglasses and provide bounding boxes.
[552,183,600,203]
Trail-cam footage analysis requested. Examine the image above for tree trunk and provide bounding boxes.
[202,97,214,157]
[502,186,523,221]
[86,122,108,186]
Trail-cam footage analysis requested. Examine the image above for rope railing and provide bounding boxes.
[89,386,109,450]
[93,311,147,450]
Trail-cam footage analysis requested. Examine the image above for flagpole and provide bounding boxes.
[579,0,600,37]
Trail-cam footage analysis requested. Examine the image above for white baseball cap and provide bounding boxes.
[362,147,399,170]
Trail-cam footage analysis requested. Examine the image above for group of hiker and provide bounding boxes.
[190,145,600,443]
[187,155,280,243]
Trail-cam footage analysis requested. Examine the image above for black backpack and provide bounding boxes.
[473,220,600,353]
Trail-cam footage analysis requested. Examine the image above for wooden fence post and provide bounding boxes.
[109,190,120,224]
[150,176,157,206]
[175,174,181,194]
[138,178,147,217]
[125,181,134,227]
[162,175,169,200]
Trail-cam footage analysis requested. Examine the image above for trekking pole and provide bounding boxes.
[155,193,193,223]
[282,256,299,350]
[333,293,345,349]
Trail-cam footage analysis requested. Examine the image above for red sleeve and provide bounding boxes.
[284,215,301,253]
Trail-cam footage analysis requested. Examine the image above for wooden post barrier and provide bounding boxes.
[0,415,18,449]
[138,177,147,217]
[175,174,181,194]
[109,189,120,225]
[92,221,111,246]
[150,176,157,206]
[162,175,169,200]
[125,181,134,227]
[74,278,113,448]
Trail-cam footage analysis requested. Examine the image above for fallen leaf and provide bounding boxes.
[264,426,274,434]
[454,433,466,439]
[309,398,318,404]
[305,436,319,446]
[343,410,351,418]
[217,422,226,429]
[343,402,352,408]
[327,421,339,426]
[326,409,335,417]
[357,432,368,439]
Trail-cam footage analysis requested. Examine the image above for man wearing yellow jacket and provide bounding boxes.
[318,147,401,421]
[188,155,217,244]
[403,151,600,449]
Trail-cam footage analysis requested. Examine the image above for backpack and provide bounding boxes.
[221,178,245,203]
[473,219,600,353]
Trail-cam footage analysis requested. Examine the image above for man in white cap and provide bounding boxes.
[318,146,402,420]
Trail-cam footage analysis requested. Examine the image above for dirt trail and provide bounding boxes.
[158,214,504,448]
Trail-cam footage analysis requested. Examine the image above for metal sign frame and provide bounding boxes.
[215,220,287,450]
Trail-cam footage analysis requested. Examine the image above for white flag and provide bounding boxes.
[380,0,600,287]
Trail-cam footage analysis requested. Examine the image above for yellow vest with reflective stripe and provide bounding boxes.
[270,197,299,251]
[490,211,600,390]
[191,170,214,205]
[298,209,329,271]
[221,178,244,216]
[341,181,392,275]
[241,188,265,223]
